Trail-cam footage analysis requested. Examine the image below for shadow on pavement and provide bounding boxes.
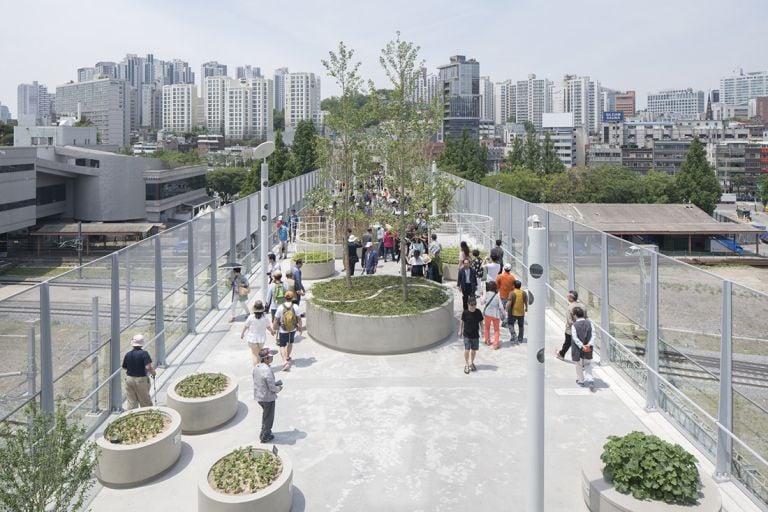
[273,428,307,445]
[290,485,306,511]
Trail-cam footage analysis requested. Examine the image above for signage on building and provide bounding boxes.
[602,111,624,123]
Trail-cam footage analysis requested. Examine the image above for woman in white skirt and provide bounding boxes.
[241,300,275,365]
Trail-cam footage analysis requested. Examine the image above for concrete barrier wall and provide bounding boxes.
[292,259,335,280]
[306,291,455,355]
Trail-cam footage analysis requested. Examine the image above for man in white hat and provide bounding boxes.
[363,241,378,275]
[121,334,156,409]
[347,235,361,276]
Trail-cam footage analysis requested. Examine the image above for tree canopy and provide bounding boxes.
[675,137,722,215]
[206,167,248,202]
[438,128,487,183]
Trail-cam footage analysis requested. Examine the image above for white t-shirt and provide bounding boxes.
[274,303,301,333]
[484,262,502,283]
[243,314,271,344]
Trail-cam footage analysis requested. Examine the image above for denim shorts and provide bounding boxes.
[277,331,296,347]
[463,337,479,351]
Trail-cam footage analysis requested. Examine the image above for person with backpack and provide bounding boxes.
[273,291,302,371]
[228,267,250,323]
[481,281,505,349]
[266,271,288,321]
[506,280,529,344]
[571,306,596,391]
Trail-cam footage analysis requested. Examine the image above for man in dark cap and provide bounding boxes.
[252,348,283,443]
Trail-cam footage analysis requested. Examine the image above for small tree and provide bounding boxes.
[206,167,248,202]
[438,128,487,183]
[675,137,722,215]
[523,128,541,172]
[540,132,565,174]
[0,405,98,512]
[758,174,768,206]
[505,136,524,171]
[292,120,319,175]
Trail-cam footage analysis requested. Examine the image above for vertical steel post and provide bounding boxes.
[109,253,122,411]
[90,296,100,413]
[567,220,576,293]
[229,203,237,263]
[522,202,530,269]
[210,211,218,310]
[260,160,269,301]
[186,222,196,335]
[125,249,131,323]
[27,327,37,399]
[246,198,253,274]
[431,160,438,216]
[645,251,659,411]
[600,233,611,360]
[154,237,166,365]
[526,215,547,512]
[39,283,54,415]
[714,280,733,481]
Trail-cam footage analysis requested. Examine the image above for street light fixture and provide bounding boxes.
[255,141,276,301]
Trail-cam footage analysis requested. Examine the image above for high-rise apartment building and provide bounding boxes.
[413,67,439,105]
[493,80,516,125]
[479,76,494,122]
[200,61,228,107]
[647,88,705,120]
[437,55,480,141]
[515,74,552,130]
[204,76,231,135]
[615,90,636,118]
[284,72,321,130]
[141,82,162,129]
[560,75,602,134]
[55,78,130,146]
[274,68,289,112]
[17,81,55,126]
[224,78,273,141]
[236,66,262,80]
[165,60,195,85]
[720,69,768,105]
[162,84,198,133]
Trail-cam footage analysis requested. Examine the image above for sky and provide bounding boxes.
[1,0,767,118]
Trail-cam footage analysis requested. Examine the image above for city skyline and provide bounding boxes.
[2,0,767,118]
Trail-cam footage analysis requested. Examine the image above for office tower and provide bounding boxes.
[117,53,157,129]
[95,62,117,79]
[615,90,636,118]
[601,87,617,112]
[515,74,552,130]
[647,89,705,119]
[284,72,321,129]
[720,69,768,105]
[493,80,516,125]
[162,84,198,133]
[274,67,289,112]
[224,78,274,141]
[55,79,130,146]
[437,55,480,141]
[142,82,162,129]
[17,81,54,126]
[166,59,195,85]
[479,76,494,122]
[560,75,602,134]
[0,102,10,122]
[236,66,262,80]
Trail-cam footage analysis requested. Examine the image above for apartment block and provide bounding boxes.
[284,72,321,130]
[162,84,198,133]
[55,78,130,146]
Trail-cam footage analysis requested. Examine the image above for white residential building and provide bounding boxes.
[162,84,198,133]
[479,76,494,122]
[274,68,289,112]
[516,74,552,130]
[542,112,576,167]
[413,68,439,105]
[200,61,228,105]
[224,78,274,141]
[17,81,55,126]
[204,76,231,135]
[647,88,705,120]
[493,80,516,125]
[141,82,162,129]
[284,72,321,129]
[560,75,603,134]
[720,69,768,105]
[55,78,130,146]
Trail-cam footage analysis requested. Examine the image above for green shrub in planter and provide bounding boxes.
[105,410,168,445]
[293,250,333,264]
[441,246,486,263]
[209,447,283,494]
[601,431,700,504]
[175,373,229,399]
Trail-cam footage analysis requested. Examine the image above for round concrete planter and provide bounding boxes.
[198,444,293,512]
[96,406,182,487]
[582,456,721,512]
[306,288,454,355]
[292,259,335,280]
[166,372,239,434]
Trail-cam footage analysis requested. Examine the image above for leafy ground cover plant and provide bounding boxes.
[601,431,701,504]
[441,246,487,264]
[293,250,334,263]
[175,373,229,399]
[105,410,168,445]
[312,275,447,315]
[209,447,283,495]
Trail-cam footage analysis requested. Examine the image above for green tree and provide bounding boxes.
[540,132,565,174]
[581,165,643,203]
[206,167,248,202]
[268,130,292,184]
[0,122,14,146]
[291,120,318,175]
[505,136,524,171]
[640,170,679,203]
[541,167,586,202]
[273,109,284,132]
[757,174,768,206]
[523,129,541,172]
[0,405,98,512]
[438,129,487,183]
[74,116,93,127]
[675,137,722,215]
[482,168,544,202]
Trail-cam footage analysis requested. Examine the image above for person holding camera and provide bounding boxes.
[253,347,283,443]
[571,306,596,391]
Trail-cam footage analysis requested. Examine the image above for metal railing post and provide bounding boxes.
[645,251,659,411]
[154,237,166,366]
[210,211,218,310]
[26,327,37,399]
[246,198,253,274]
[109,253,122,412]
[714,280,733,481]
[522,202,530,269]
[229,204,237,262]
[125,249,131,323]
[600,233,610,360]
[39,283,54,415]
[90,296,100,413]
[567,220,576,292]
[186,222,197,335]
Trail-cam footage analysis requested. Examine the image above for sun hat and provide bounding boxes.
[365,241,373,248]
[131,334,145,347]
[284,291,295,301]
[348,235,356,243]
[253,300,265,312]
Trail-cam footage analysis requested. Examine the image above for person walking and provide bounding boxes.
[495,263,516,323]
[459,241,471,265]
[291,259,305,305]
[361,227,373,261]
[277,222,289,259]
[458,297,483,374]
[347,235,361,276]
[470,249,485,295]
[289,209,299,243]
[407,249,426,278]
[363,242,379,275]
[266,253,281,284]
[376,224,386,259]
[229,267,250,322]
[241,301,275,365]
[571,307,595,391]
[383,229,394,262]
[506,280,529,343]
[253,347,283,443]
[273,291,302,371]
[266,271,288,321]
[482,281,505,349]
[490,239,504,266]
[457,259,477,310]
[428,233,443,283]
[121,334,156,409]
[555,290,587,360]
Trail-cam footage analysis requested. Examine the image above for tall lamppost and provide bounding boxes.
[253,141,275,301]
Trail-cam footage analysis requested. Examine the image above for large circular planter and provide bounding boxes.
[166,371,239,434]
[306,288,454,354]
[293,259,335,280]
[96,406,182,487]
[581,456,722,512]
[198,444,293,512]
